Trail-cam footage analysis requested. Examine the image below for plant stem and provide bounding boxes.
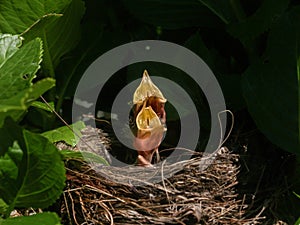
[41,30,55,79]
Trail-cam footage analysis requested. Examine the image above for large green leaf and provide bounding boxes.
[0,212,61,225]
[21,0,85,71]
[0,119,65,216]
[0,0,71,34]
[242,7,300,153]
[55,0,129,110]
[0,0,85,76]
[44,0,85,69]
[42,121,85,147]
[0,34,55,126]
[227,0,289,43]
[0,35,42,98]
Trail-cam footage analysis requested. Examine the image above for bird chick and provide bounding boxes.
[131,70,167,167]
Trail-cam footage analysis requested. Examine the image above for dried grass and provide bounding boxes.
[61,147,266,225]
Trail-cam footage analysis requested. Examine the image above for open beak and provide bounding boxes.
[133,70,166,105]
[136,101,163,131]
[132,70,167,167]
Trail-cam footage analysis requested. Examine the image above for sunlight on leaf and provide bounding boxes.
[0,34,22,65]
[0,0,85,77]
[31,101,55,112]
[42,121,85,147]
[60,150,109,165]
[0,0,71,34]
[0,35,42,99]
[0,35,55,126]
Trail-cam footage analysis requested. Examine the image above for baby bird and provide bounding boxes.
[131,70,167,167]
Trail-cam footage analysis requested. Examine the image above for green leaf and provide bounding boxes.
[0,78,56,111]
[242,7,300,153]
[295,217,300,225]
[0,212,61,225]
[42,121,85,147]
[0,118,65,216]
[122,0,226,29]
[0,0,85,76]
[0,35,42,98]
[30,101,55,112]
[0,78,55,126]
[294,192,300,199]
[42,0,85,69]
[60,150,109,165]
[0,34,55,126]
[21,0,86,71]
[55,3,129,110]
[0,199,8,215]
[0,0,71,34]
[227,0,289,43]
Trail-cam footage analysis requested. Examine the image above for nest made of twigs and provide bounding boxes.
[61,144,266,225]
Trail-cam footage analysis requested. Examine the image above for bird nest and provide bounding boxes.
[60,143,266,225]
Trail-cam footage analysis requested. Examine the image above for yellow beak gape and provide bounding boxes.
[136,103,162,131]
[133,70,166,105]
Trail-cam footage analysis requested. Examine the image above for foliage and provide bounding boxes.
[60,150,109,165]
[0,118,65,218]
[0,34,54,126]
[42,121,85,147]
[0,31,65,223]
[0,0,299,224]
[0,0,84,77]
[0,0,86,223]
